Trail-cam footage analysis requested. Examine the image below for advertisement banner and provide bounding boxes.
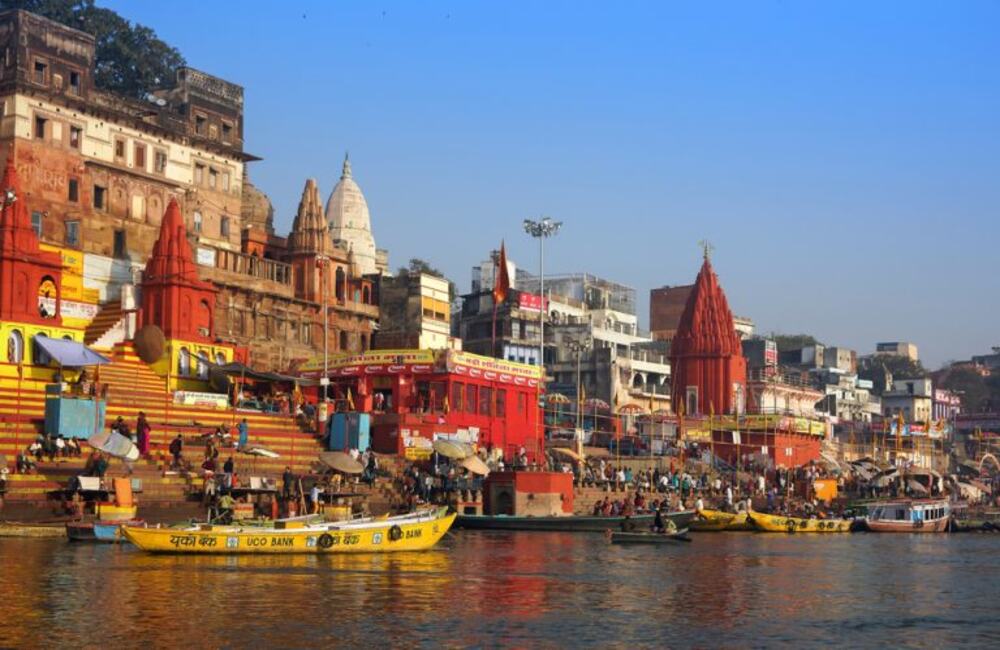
[518,293,548,313]
[174,391,229,409]
[446,350,542,381]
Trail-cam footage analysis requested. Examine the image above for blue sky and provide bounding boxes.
[104,1,1000,368]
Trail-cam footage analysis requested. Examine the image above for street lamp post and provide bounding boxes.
[568,336,592,431]
[317,255,330,420]
[524,217,562,456]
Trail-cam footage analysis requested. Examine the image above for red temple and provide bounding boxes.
[670,253,746,416]
[0,156,63,326]
[140,198,218,342]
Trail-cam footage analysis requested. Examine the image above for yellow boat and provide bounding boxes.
[691,509,752,532]
[747,509,852,533]
[122,508,456,554]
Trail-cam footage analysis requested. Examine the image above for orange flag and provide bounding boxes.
[493,241,511,305]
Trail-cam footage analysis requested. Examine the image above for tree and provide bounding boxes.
[2,0,186,98]
[938,367,989,413]
[770,333,820,352]
[861,355,927,381]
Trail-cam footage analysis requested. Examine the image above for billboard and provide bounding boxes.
[518,293,548,313]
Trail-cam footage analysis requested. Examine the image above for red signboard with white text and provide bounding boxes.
[518,293,548,313]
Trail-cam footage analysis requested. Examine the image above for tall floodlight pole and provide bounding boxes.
[317,255,330,408]
[524,217,562,458]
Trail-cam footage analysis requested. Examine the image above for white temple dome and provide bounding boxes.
[325,153,378,276]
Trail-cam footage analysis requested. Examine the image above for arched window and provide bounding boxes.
[197,351,209,379]
[32,334,52,365]
[339,331,349,351]
[335,267,346,302]
[7,330,24,363]
[38,276,58,319]
[362,286,370,304]
[178,347,191,376]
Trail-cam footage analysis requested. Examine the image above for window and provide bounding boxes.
[65,221,80,247]
[178,347,191,376]
[93,185,106,210]
[194,163,204,184]
[31,211,42,237]
[154,150,167,174]
[221,172,230,191]
[208,167,218,189]
[222,121,232,143]
[113,229,126,258]
[69,126,81,149]
[197,351,209,379]
[32,335,52,366]
[451,382,463,413]
[68,178,79,202]
[33,60,47,84]
[496,389,507,417]
[34,115,46,139]
[220,216,230,237]
[193,211,202,232]
[114,138,125,160]
[195,114,206,135]
[7,330,23,363]
[465,384,477,414]
[134,143,146,169]
[479,387,492,416]
[302,321,312,345]
[69,71,80,94]
[518,392,527,415]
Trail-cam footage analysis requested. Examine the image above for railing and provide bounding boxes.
[213,248,292,285]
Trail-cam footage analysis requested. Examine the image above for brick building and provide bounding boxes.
[0,9,380,371]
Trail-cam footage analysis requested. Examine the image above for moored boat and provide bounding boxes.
[66,519,143,543]
[690,509,752,532]
[609,528,691,544]
[121,507,456,554]
[455,510,696,533]
[864,499,953,533]
[747,510,852,533]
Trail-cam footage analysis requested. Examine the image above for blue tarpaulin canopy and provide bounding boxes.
[34,335,111,367]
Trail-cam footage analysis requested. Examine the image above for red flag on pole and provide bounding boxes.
[493,241,510,305]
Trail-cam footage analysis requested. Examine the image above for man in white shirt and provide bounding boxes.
[725,485,733,509]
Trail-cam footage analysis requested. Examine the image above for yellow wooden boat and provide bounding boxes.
[691,509,752,532]
[122,508,456,553]
[747,510,852,533]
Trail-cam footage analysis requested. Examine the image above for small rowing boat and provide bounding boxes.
[609,528,691,544]
[122,507,456,554]
[456,510,697,533]
[66,519,143,543]
[747,509,852,533]
[690,509,752,532]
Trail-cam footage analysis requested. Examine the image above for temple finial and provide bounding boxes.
[698,239,714,261]
[341,151,352,179]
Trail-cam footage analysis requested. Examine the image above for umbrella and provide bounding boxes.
[584,398,610,411]
[550,447,584,462]
[819,451,843,472]
[545,393,572,405]
[459,455,490,476]
[432,439,472,460]
[874,469,899,488]
[319,451,363,474]
[617,404,646,415]
[955,481,984,500]
[907,479,929,495]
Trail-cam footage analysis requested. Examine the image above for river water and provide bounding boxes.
[1,531,998,648]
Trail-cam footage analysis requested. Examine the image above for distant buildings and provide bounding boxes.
[875,341,920,362]
[375,272,457,350]
[882,378,933,423]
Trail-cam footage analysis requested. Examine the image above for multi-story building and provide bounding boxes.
[0,9,381,371]
[375,271,457,350]
[875,341,920,362]
[649,284,693,341]
[933,388,962,421]
[882,378,933,423]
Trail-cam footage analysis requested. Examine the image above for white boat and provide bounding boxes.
[865,499,952,533]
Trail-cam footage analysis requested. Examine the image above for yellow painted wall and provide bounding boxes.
[148,338,234,391]
[0,320,84,383]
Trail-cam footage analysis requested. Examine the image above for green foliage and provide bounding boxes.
[863,355,927,380]
[398,258,456,303]
[2,0,185,98]
[939,367,1000,412]
[770,333,820,352]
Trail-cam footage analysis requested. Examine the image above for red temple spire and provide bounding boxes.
[670,252,746,415]
[140,198,217,341]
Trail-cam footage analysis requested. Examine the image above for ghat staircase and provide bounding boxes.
[0,342,341,514]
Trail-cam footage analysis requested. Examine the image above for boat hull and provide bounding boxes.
[67,519,143,543]
[456,510,696,532]
[748,510,852,533]
[865,518,951,533]
[122,510,456,554]
[691,509,752,532]
[610,528,690,544]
